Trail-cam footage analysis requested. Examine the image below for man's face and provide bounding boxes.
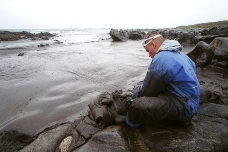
[144,42,157,58]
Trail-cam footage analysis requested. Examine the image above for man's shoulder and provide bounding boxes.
[154,51,178,63]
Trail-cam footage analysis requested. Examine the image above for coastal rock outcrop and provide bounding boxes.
[19,124,72,152]
[109,29,129,41]
[157,29,200,45]
[128,30,146,40]
[109,28,201,45]
[0,31,55,41]
[187,41,213,68]
[188,37,228,70]
[210,37,228,69]
[76,102,228,151]
[109,29,146,41]
[109,25,228,46]
[201,26,228,35]
[197,33,228,44]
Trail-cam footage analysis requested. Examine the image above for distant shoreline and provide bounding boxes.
[0,30,55,41]
[1,20,228,32]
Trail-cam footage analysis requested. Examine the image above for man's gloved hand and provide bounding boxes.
[132,86,144,99]
[115,115,127,126]
[138,89,144,97]
[89,91,133,127]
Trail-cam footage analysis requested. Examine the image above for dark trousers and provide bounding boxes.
[127,93,192,124]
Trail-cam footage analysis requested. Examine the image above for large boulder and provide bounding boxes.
[201,26,228,35]
[19,124,72,152]
[210,37,228,69]
[109,29,129,41]
[176,32,199,45]
[187,41,213,68]
[187,37,228,70]
[197,34,228,44]
[128,30,146,40]
[210,26,228,35]
[109,29,146,41]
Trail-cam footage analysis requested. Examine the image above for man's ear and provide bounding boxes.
[151,41,156,48]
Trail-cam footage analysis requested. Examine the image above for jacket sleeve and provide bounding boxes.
[132,60,167,98]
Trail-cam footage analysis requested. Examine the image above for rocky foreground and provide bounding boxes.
[1,27,228,152]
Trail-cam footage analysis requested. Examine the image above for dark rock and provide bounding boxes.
[109,26,228,45]
[201,26,228,36]
[30,37,37,41]
[0,131,35,152]
[187,41,213,68]
[35,32,55,38]
[0,31,20,41]
[18,52,26,56]
[199,78,228,105]
[199,85,212,104]
[41,36,49,40]
[197,33,228,44]
[38,43,47,47]
[200,29,209,36]
[74,126,132,152]
[160,29,179,40]
[109,29,129,41]
[75,103,228,152]
[210,37,228,59]
[128,30,146,40]
[176,32,199,45]
[186,37,228,70]
[76,117,101,139]
[107,29,145,41]
[19,124,72,152]
[54,40,63,44]
[209,26,228,35]
[210,37,228,69]
[0,31,55,41]
[67,129,85,152]
[148,29,200,45]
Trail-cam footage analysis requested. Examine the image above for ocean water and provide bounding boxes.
[0,28,111,50]
[0,28,151,137]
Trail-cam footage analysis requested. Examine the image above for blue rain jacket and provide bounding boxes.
[132,40,200,121]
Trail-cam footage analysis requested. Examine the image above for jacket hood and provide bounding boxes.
[158,39,182,53]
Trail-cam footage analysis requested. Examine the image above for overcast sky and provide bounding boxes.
[0,0,227,29]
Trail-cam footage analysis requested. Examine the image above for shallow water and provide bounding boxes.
[0,29,152,135]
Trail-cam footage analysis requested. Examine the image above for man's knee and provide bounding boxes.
[128,95,174,124]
